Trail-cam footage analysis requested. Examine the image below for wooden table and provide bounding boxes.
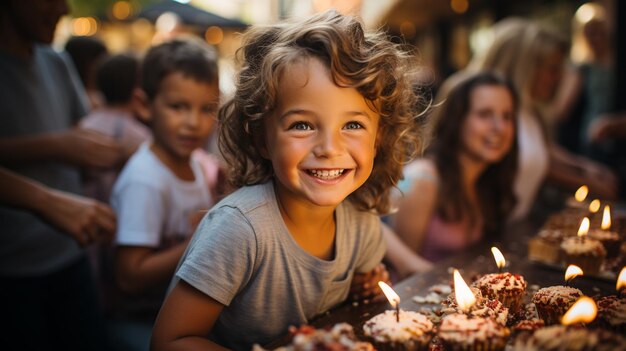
[265,212,620,348]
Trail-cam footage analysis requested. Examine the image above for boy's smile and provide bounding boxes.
[261,57,379,210]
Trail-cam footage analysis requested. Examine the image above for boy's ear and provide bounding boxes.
[132,88,151,123]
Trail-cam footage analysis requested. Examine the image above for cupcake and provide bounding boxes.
[363,310,434,351]
[531,286,583,325]
[472,272,527,314]
[438,314,510,351]
[528,229,569,265]
[587,229,621,258]
[255,323,375,351]
[512,325,626,351]
[441,287,509,326]
[594,295,626,333]
[560,237,607,275]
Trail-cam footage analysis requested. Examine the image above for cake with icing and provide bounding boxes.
[531,286,583,325]
[438,314,509,351]
[472,272,527,313]
[560,237,607,275]
[363,309,434,351]
[512,325,626,351]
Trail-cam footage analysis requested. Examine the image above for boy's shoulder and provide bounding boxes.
[215,182,274,214]
[115,143,168,187]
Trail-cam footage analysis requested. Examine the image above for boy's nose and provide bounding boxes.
[313,130,343,158]
[185,110,201,127]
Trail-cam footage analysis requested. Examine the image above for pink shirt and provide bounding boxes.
[420,215,482,262]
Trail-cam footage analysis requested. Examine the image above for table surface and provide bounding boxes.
[264,212,621,348]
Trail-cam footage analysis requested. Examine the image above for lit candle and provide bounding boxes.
[453,269,476,314]
[577,217,590,242]
[601,205,611,230]
[491,247,506,273]
[378,281,400,322]
[617,266,626,296]
[588,199,600,213]
[574,185,589,203]
[561,296,597,325]
[564,265,583,286]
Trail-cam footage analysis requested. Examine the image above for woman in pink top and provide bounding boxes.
[391,72,518,264]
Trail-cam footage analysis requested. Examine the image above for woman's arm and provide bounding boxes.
[151,280,228,351]
[547,143,618,199]
[0,166,116,245]
[382,223,433,278]
[392,160,439,254]
[115,242,189,295]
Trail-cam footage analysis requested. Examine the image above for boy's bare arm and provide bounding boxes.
[115,241,189,295]
[152,280,228,351]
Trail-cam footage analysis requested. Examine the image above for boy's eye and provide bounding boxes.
[344,121,364,130]
[202,105,218,114]
[289,121,312,131]
[169,103,186,110]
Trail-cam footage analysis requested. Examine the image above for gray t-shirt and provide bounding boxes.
[0,45,89,276]
[174,181,385,350]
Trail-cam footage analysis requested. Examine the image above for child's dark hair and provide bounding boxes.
[429,72,519,237]
[219,10,425,214]
[64,36,108,88]
[96,53,139,105]
[141,37,219,100]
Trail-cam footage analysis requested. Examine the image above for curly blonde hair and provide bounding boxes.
[218,9,425,214]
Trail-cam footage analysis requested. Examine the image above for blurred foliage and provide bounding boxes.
[67,0,158,17]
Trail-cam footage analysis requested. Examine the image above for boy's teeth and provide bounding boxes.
[309,169,344,178]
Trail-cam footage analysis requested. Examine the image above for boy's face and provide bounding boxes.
[261,58,379,209]
[148,71,219,162]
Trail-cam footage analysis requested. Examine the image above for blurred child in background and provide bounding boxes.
[109,37,223,351]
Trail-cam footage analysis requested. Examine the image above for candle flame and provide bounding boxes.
[453,269,476,312]
[561,296,597,325]
[378,281,400,307]
[601,205,611,230]
[491,247,506,269]
[617,266,626,291]
[565,265,584,282]
[574,185,588,202]
[589,199,601,213]
[577,217,590,237]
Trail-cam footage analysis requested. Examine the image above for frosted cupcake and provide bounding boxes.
[472,272,527,313]
[587,229,621,258]
[438,314,510,351]
[363,310,434,351]
[512,325,626,351]
[531,286,583,325]
[254,323,375,351]
[528,229,569,265]
[441,287,509,326]
[560,237,607,275]
[595,295,626,333]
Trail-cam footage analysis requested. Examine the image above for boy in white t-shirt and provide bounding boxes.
[109,37,222,351]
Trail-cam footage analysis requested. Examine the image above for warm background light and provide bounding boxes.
[204,26,224,45]
[577,217,589,237]
[575,185,589,202]
[589,199,600,213]
[450,0,469,14]
[491,247,506,269]
[453,269,476,312]
[112,1,132,20]
[565,265,583,281]
[561,296,597,325]
[617,266,626,291]
[71,17,98,36]
[601,205,611,230]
